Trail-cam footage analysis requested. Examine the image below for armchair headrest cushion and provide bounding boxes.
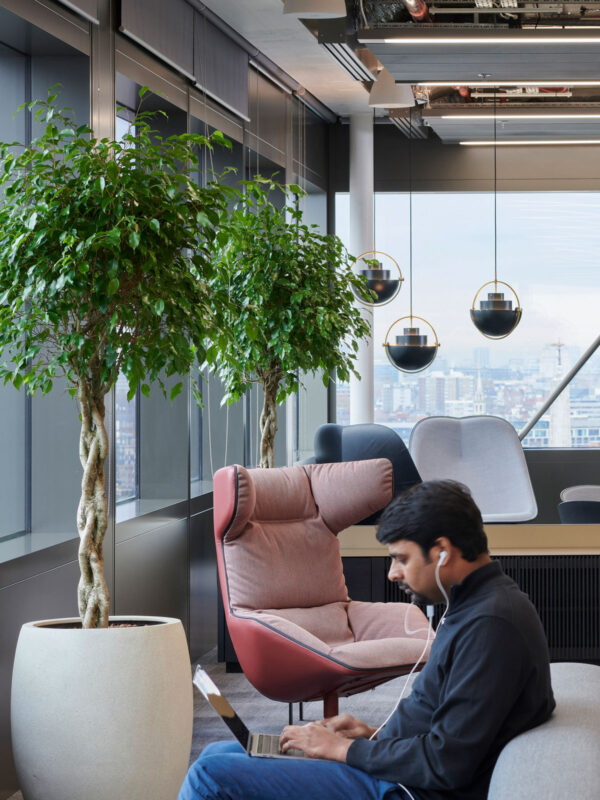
[219,459,393,542]
[214,460,393,611]
[307,459,393,532]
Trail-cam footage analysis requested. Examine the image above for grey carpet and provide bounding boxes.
[190,648,415,764]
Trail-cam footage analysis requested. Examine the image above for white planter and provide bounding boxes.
[11,616,193,800]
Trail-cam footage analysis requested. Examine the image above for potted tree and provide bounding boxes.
[206,177,371,467]
[0,90,229,799]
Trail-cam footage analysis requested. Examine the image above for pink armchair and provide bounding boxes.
[214,459,432,717]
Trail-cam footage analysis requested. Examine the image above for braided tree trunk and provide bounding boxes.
[259,368,281,468]
[77,380,110,628]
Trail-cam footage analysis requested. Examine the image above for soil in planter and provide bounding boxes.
[49,620,164,629]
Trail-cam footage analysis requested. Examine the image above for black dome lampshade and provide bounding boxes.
[470,280,522,339]
[352,250,403,307]
[384,316,440,373]
[471,90,523,340]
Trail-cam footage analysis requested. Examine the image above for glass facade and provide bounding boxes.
[0,13,90,562]
[336,191,600,448]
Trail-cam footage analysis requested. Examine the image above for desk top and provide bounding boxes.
[339,524,600,557]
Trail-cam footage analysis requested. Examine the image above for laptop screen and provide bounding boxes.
[193,666,251,750]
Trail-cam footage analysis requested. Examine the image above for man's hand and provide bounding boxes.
[279,722,353,761]
[320,713,377,740]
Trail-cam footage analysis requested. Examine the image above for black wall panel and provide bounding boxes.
[190,508,217,662]
[114,518,189,629]
[525,449,600,523]
[332,123,600,193]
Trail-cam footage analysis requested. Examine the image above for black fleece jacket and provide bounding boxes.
[346,561,555,800]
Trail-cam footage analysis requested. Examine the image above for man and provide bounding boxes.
[179,480,555,800]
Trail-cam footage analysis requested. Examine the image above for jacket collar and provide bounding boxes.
[448,560,503,610]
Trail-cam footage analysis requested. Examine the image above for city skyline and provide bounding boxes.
[337,344,600,448]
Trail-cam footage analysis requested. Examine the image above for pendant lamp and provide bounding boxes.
[282,0,347,18]
[353,250,403,306]
[353,111,404,307]
[384,111,440,373]
[470,91,522,339]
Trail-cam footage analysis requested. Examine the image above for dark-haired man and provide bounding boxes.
[179,480,555,800]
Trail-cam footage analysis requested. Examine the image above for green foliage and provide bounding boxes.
[206,176,371,406]
[0,88,231,401]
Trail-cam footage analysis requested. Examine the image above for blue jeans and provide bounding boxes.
[178,741,417,800]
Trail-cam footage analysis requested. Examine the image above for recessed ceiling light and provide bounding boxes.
[442,113,600,120]
[460,139,600,145]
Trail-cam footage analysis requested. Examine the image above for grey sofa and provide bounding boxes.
[488,662,600,799]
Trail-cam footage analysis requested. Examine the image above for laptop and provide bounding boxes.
[193,665,309,759]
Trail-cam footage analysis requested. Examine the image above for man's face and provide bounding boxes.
[387,539,441,604]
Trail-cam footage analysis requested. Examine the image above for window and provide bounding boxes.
[0,13,90,563]
[295,179,329,462]
[115,373,138,504]
[336,191,600,448]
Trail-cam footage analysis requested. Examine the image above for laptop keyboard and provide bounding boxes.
[257,734,282,755]
[253,733,306,758]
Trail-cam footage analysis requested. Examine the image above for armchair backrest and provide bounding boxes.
[314,423,421,498]
[409,415,537,523]
[214,459,393,612]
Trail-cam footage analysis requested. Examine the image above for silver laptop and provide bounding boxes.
[193,665,309,759]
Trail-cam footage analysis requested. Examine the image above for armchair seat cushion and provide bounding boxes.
[239,600,432,670]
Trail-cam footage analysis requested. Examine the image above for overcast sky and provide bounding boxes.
[336,192,600,370]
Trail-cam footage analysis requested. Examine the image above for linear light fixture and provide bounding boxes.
[418,80,600,87]
[522,24,600,29]
[460,139,600,145]
[442,113,600,119]
[381,35,600,43]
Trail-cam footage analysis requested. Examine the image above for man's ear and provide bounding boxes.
[433,537,453,563]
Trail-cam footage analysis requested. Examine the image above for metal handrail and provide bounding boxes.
[519,333,600,441]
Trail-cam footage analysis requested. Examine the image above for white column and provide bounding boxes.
[349,113,374,424]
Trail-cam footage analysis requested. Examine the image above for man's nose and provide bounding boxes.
[388,563,404,582]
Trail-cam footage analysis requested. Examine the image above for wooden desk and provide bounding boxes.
[339,523,600,557]
[339,524,600,663]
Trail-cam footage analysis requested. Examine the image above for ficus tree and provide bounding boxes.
[206,177,371,468]
[0,89,230,628]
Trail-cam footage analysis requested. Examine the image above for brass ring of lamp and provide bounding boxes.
[471,280,522,340]
[353,250,404,307]
[471,279,521,312]
[383,315,440,374]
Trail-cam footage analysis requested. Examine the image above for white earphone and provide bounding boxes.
[438,550,448,566]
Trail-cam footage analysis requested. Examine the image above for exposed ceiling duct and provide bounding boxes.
[282,0,347,18]
[369,66,416,106]
[316,19,378,80]
[271,0,600,140]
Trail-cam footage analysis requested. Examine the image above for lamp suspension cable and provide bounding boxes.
[409,108,413,322]
[255,68,260,466]
[372,107,376,253]
[494,89,497,288]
